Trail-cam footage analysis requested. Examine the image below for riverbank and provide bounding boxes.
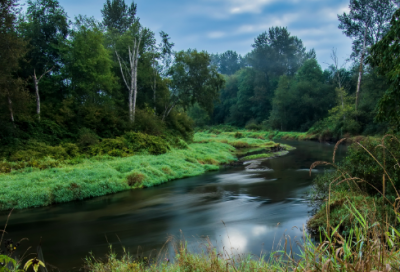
[0,132,292,210]
[199,125,381,143]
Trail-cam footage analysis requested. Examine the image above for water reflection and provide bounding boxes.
[0,140,346,270]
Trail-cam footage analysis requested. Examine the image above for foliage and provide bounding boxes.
[338,0,396,60]
[368,8,400,129]
[101,0,137,33]
[0,140,235,210]
[269,59,336,131]
[164,49,225,119]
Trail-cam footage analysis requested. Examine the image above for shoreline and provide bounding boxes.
[0,132,293,211]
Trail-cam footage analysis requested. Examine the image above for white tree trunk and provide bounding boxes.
[33,67,54,121]
[115,29,143,124]
[355,27,368,112]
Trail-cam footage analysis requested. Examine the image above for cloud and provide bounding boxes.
[235,13,300,34]
[208,31,227,39]
[227,0,277,14]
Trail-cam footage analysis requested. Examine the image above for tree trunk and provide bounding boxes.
[152,59,157,114]
[33,67,54,121]
[34,70,41,121]
[355,27,368,112]
[7,92,15,128]
[115,30,142,124]
[132,33,142,123]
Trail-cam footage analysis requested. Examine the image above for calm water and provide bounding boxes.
[0,140,346,271]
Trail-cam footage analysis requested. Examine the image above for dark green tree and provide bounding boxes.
[163,49,225,120]
[64,16,116,105]
[214,50,243,75]
[101,0,137,33]
[269,59,335,131]
[21,0,69,120]
[368,8,400,128]
[248,27,314,77]
[0,0,28,128]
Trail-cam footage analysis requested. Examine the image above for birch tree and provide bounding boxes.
[33,66,53,120]
[338,0,396,111]
[115,27,143,123]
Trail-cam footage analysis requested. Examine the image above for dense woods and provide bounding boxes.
[0,0,223,160]
[189,0,400,141]
[1,0,400,160]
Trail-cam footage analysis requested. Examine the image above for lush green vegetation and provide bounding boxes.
[0,140,237,210]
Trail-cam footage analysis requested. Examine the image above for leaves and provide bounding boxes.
[23,258,45,272]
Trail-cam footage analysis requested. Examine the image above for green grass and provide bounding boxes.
[240,151,289,161]
[0,142,235,210]
[0,130,294,210]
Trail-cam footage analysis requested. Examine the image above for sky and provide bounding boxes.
[23,0,354,69]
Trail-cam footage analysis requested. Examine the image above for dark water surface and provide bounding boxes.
[0,140,346,271]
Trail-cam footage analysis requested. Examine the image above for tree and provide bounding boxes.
[0,0,28,127]
[213,50,243,75]
[64,16,116,105]
[115,24,144,123]
[338,0,397,111]
[101,0,137,34]
[269,59,335,131]
[248,27,314,77]
[368,8,400,128]
[150,31,174,113]
[163,49,225,121]
[21,0,69,120]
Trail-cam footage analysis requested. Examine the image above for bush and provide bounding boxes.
[342,137,400,196]
[9,140,69,161]
[234,132,243,138]
[90,137,131,157]
[61,143,80,158]
[126,172,146,187]
[77,128,100,151]
[124,132,169,155]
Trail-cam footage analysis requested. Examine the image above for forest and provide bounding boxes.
[1,0,399,158]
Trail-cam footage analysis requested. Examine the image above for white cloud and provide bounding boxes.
[208,31,227,39]
[235,13,300,34]
[227,0,277,14]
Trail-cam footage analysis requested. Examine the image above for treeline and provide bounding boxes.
[190,0,400,140]
[0,0,223,157]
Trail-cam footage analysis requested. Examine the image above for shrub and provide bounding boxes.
[123,132,169,155]
[77,128,100,151]
[61,143,80,158]
[234,132,243,138]
[91,137,131,157]
[126,172,146,187]
[245,123,262,131]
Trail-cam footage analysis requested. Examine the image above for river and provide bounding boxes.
[0,140,346,271]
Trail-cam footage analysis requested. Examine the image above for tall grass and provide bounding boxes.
[0,142,236,210]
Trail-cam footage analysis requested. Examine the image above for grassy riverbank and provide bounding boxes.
[0,130,291,210]
[0,142,235,210]
[198,125,382,143]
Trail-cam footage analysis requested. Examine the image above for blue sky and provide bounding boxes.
[23,0,354,69]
